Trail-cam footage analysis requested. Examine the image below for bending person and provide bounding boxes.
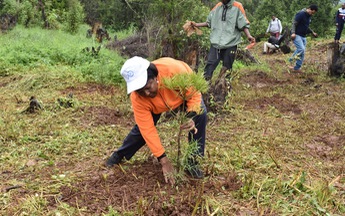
[106,56,207,185]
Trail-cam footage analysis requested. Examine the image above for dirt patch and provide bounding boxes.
[306,135,345,161]
[0,80,9,87]
[244,94,302,115]
[54,159,242,215]
[59,83,132,127]
[240,71,291,88]
[316,135,345,148]
[78,106,133,127]
[0,75,23,87]
[107,34,150,58]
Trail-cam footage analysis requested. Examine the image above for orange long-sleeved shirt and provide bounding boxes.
[130,57,202,157]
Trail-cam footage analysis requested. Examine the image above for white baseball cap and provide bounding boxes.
[120,56,150,94]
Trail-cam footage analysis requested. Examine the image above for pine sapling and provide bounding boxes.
[162,72,208,172]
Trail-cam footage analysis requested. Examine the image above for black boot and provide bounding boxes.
[106,151,123,167]
[185,158,204,179]
[185,166,204,179]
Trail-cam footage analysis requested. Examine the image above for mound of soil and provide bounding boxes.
[106,35,150,58]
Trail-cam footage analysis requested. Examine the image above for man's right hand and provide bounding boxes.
[190,21,196,27]
[160,156,175,186]
[248,36,256,44]
[291,33,296,40]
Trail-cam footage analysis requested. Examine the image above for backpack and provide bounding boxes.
[268,36,279,45]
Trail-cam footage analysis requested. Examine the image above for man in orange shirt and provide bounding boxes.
[106,56,207,185]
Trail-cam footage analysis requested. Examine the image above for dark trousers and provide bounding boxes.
[116,100,207,160]
[204,45,237,80]
[335,22,345,41]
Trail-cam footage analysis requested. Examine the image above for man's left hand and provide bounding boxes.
[180,119,197,134]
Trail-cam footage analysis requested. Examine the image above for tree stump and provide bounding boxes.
[327,43,345,77]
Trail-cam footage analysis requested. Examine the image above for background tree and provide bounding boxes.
[64,0,84,34]
[80,0,131,31]
[245,0,285,37]
[0,0,84,32]
[0,0,341,62]
[287,0,333,37]
[242,0,334,38]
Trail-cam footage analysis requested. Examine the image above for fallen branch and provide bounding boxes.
[4,185,22,192]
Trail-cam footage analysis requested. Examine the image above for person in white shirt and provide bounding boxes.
[266,15,282,38]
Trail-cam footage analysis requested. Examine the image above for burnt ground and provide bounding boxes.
[2,38,345,215]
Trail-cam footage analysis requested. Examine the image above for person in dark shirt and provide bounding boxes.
[289,5,318,73]
[334,3,345,43]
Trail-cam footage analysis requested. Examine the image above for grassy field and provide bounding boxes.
[1,26,345,215]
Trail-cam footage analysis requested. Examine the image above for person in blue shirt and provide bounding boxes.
[289,5,318,73]
[334,3,345,43]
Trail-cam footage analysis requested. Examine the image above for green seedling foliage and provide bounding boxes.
[181,139,203,171]
[162,72,209,99]
[162,72,208,173]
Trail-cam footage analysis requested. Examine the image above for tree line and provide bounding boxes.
[0,0,340,34]
[0,0,341,59]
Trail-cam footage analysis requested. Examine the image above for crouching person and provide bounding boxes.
[263,35,283,54]
[106,56,207,185]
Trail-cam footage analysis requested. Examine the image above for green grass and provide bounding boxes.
[0,25,125,85]
[0,26,129,214]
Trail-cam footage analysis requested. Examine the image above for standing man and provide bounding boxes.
[191,0,255,81]
[106,56,207,185]
[334,3,345,44]
[289,5,318,73]
[266,15,282,39]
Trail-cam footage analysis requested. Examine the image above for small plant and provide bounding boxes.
[15,193,48,215]
[162,72,208,173]
[104,206,121,216]
[56,93,76,109]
